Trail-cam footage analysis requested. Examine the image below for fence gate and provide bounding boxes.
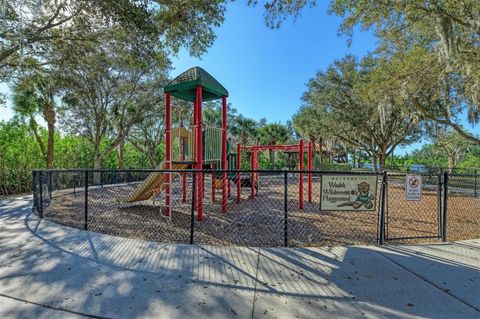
[446,173,480,242]
[385,173,442,242]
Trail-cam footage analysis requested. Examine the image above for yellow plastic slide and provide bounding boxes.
[117,162,189,203]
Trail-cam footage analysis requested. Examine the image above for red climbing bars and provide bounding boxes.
[308,140,312,203]
[299,139,304,209]
[250,150,255,198]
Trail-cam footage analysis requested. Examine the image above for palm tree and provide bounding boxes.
[258,123,289,166]
[230,115,259,146]
[13,75,57,168]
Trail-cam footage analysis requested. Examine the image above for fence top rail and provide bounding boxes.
[33,168,383,175]
[387,172,442,177]
[448,173,480,178]
[364,165,478,170]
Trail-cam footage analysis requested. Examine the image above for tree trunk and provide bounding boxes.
[371,155,378,173]
[117,141,125,169]
[94,150,102,169]
[93,150,102,186]
[30,119,46,157]
[447,155,455,174]
[149,152,157,168]
[46,122,55,169]
[319,137,323,164]
[353,149,356,168]
[379,153,386,173]
[269,150,275,168]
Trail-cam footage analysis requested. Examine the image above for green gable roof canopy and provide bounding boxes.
[164,67,228,102]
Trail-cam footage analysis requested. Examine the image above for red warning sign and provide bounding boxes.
[406,175,422,201]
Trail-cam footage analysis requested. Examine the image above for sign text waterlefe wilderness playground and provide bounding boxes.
[320,175,378,211]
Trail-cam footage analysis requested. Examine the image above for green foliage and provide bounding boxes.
[0,119,151,195]
[257,123,289,146]
[1,1,228,79]
[298,55,421,172]
[389,138,480,173]
[0,120,44,195]
[203,100,238,128]
[257,152,288,169]
[257,0,480,144]
[409,144,448,168]
[458,153,480,170]
[230,115,261,145]
[247,0,316,29]
[329,0,480,143]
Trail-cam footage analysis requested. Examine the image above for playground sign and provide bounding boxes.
[405,175,422,201]
[320,175,378,211]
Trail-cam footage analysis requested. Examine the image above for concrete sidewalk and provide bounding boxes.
[0,196,479,318]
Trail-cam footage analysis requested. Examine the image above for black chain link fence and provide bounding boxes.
[385,173,442,242]
[32,169,480,247]
[446,173,480,242]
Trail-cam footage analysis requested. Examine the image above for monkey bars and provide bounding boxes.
[237,140,314,209]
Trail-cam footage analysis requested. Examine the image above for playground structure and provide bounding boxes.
[164,67,230,220]
[119,66,320,220]
[237,141,320,209]
[118,67,231,220]
[31,65,480,246]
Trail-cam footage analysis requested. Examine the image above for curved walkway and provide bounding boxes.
[0,196,479,318]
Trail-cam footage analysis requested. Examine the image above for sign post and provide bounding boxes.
[406,174,422,201]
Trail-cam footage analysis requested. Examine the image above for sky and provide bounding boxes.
[2,1,479,155]
[171,1,377,123]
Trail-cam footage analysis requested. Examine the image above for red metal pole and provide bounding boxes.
[193,99,197,210]
[250,150,255,199]
[308,140,312,203]
[221,95,228,213]
[196,86,203,221]
[299,139,304,209]
[165,92,171,217]
[237,143,241,204]
[182,137,187,203]
[253,151,258,196]
[193,99,197,130]
[211,163,215,202]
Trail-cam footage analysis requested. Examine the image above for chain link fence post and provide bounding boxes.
[32,170,39,215]
[442,171,449,242]
[39,171,44,219]
[190,173,196,245]
[284,170,288,247]
[437,172,443,238]
[378,171,387,245]
[475,169,477,197]
[84,171,89,231]
[32,170,37,213]
[48,171,53,200]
